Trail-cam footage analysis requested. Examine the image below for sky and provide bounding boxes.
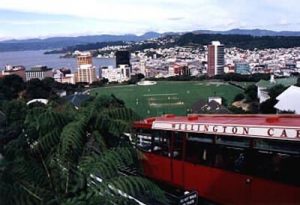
[0,0,299,40]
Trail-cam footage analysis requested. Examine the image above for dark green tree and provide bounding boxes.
[245,85,258,102]
[259,98,278,114]
[268,84,287,99]
[233,93,245,102]
[0,100,27,142]
[128,74,145,84]
[259,85,287,114]
[0,75,25,100]
[26,79,52,99]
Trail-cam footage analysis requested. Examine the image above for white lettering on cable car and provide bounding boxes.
[152,122,300,140]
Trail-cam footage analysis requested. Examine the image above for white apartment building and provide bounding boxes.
[101,65,131,83]
[25,66,53,81]
[62,74,76,84]
[53,69,64,83]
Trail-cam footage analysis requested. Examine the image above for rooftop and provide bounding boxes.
[134,114,300,132]
[27,66,52,72]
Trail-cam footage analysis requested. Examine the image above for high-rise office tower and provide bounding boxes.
[207,41,225,76]
[116,50,130,67]
[76,52,96,84]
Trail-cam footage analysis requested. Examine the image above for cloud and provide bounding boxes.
[0,33,9,41]
[279,19,289,26]
[0,20,64,25]
[0,0,231,35]
[0,0,178,22]
[167,17,185,21]
[0,0,299,39]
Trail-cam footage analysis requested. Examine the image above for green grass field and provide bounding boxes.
[90,81,243,118]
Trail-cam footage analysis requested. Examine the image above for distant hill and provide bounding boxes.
[0,32,161,52]
[192,29,300,37]
[49,32,300,55]
[176,33,300,49]
[1,29,300,52]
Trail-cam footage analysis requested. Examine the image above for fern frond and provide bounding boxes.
[0,182,41,205]
[88,175,168,205]
[108,176,168,205]
[79,147,137,179]
[92,113,109,131]
[59,119,87,162]
[25,108,70,136]
[108,119,130,136]
[4,136,27,160]
[30,128,61,156]
[92,131,107,152]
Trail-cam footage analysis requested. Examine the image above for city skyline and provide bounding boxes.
[0,0,299,40]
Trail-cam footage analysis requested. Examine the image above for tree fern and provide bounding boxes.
[1,95,167,205]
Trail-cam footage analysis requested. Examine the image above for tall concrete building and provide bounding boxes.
[207,41,225,76]
[76,52,97,84]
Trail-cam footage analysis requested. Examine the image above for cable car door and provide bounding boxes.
[170,131,185,187]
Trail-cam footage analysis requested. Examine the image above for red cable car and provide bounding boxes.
[132,114,300,205]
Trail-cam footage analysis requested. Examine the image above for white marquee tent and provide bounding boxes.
[275,86,300,114]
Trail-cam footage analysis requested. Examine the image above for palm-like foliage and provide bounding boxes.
[0,95,167,205]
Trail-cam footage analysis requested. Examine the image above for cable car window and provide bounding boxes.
[188,133,214,143]
[254,139,300,154]
[186,134,215,166]
[152,131,170,157]
[136,129,153,152]
[216,135,250,148]
[251,139,300,186]
[214,145,249,173]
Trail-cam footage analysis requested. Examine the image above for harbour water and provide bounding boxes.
[0,50,116,71]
